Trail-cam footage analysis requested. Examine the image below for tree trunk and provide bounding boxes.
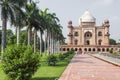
[47,33,50,54]
[50,33,52,54]
[53,33,55,54]
[55,40,58,53]
[34,30,37,53]
[1,19,7,58]
[53,39,54,54]
[51,32,54,54]
[39,30,43,54]
[17,26,20,45]
[58,40,60,53]
[44,30,47,52]
[15,27,17,35]
[28,28,32,46]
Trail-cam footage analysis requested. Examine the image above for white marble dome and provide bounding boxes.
[79,11,96,23]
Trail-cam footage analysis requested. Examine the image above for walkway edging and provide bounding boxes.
[88,54,120,67]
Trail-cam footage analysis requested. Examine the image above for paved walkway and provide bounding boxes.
[59,54,120,80]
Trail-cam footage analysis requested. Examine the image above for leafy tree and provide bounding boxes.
[109,38,117,45]
[13,0,29,45]
[0,0,25,54]
[2,45,40,80]
[0,29,16,45]
[25,2,44,53]
[6,29,16,45]
[19,30,28,45]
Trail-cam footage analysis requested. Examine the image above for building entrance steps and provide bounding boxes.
[59,54,120,80]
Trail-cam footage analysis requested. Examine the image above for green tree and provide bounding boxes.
[19,30,28,45]
[25,2,38,46]
[39,8,49,54]
[6,29,16,45]
[0,29,16,46]
[2,45,40,80]
[0,0,25,56]
[25,2,44,53]
[109,38,117,45]
[13,0,29,45]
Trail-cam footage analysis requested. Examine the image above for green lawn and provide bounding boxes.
[0,53,74,80]
[0,62,6,80]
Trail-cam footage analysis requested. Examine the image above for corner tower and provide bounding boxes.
[103,19,110,45]
[67,21,73,45]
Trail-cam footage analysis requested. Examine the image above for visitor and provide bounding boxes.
[75,51,78,55]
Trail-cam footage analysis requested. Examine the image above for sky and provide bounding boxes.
[0,0,120,42]
[37,0,120,42]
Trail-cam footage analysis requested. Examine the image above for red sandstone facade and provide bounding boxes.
[61,11,120,53]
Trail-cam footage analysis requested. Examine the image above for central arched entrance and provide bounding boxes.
[84,31,92,45]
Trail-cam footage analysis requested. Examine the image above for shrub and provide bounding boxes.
[71,48,75,53]
[63,52,69,58]
[2,45,40,80]
[109,49,113,53]
[58,53,65,60]
[47,55,57,66]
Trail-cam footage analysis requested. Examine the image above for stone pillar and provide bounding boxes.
[67,21,73,45]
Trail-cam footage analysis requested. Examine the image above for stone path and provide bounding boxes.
[59,54,120,80]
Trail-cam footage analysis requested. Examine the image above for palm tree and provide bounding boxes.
[55,26,65,53]
[0,0,22,53]
[25,2,37,46]
[39,8,50,53]
[49,13,60,54]
[25,2,44,53]
[15,0,29,45]
[41,12,60,54]
[13,11,26,45]
[38,18,46,54]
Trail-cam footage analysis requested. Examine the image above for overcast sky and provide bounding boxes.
[37,0,120,42]
[0,0,120,42]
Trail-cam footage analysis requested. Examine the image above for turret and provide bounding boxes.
[67,21,73,45]
[103,19,110,45]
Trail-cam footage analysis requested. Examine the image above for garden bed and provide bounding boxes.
[0,52,74,80]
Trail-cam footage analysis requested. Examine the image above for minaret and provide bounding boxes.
[67,21,73,45]
[104,19,110,45]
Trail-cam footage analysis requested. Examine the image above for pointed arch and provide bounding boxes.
[84,31,92,37]
[98,39,102,45]
[74,39,78,45]
[98,31,102,36]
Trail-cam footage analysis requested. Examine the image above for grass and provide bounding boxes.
[0,53,74,80]
[0,62,6,80]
